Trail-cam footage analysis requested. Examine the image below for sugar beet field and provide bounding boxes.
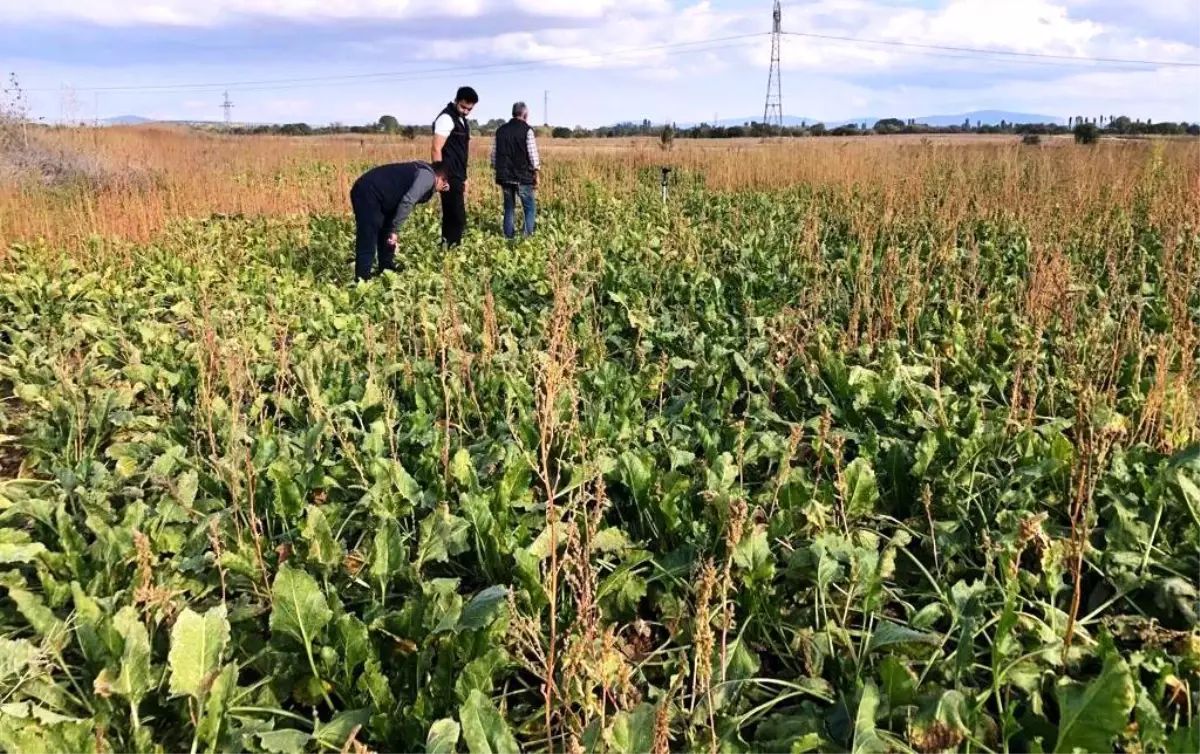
[1,136,1199,754]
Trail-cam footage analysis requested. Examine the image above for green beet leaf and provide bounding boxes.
[198,662,238,749]
[458,586,509,633]
[314,709,371,749]
[270,564,333,650]
[168,604,230,699]
[607,702,656,754]
[258,728,312,754]
[0,529,47,564]
[112,606,154,703]
[1052,650,1135,753]
[843,458,879,519]
[460,689,520,754]
[370,517,406,592]
[418,506,471,568]
[302,506,342,571]
[867,621,939,654]
[851,682,888,754]
[427,718,462,754]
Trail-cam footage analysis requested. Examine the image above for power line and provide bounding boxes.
[791,35,1189,72]
[780,30,1200,68]
[221,39,764,95]
[22,33,770,94]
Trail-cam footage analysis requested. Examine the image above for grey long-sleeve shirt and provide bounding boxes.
[354,161,437,234]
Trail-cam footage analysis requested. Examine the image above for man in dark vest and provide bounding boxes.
[490,101,541,239]
[349,160,450,281]
[431,86,478,247]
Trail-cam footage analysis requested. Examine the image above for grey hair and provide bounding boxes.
[512,101,528,118]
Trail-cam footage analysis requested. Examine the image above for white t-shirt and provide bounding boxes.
[433,113,455,138]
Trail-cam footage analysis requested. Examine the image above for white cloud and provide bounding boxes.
[5,0,1198,123]
[0,0,656,26]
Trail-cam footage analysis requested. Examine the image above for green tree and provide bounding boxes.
[1073,121,1099,144]
[377,115,400,134]
[660,123,675,151]
[873,118,905,134]
[551,126,573,139]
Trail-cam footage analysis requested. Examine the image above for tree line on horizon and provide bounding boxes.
[225,112,1200,139]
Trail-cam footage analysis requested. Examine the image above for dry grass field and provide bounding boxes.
[2,126,1194,247]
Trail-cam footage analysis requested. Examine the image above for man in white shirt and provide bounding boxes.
[431,86,477,247]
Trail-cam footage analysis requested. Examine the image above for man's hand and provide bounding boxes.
[387,233,397,247]
[463,178,470,199]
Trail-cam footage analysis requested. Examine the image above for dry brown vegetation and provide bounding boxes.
[2,126,1196,250]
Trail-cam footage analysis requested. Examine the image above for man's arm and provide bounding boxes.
[527,128,541,185]
[390,168,436,237]
[431,113,452,162]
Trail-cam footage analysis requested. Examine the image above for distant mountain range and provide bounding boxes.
[101,115,152,126]
[677,110,1065,128]
[100,116,270,128]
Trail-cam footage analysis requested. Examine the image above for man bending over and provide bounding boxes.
[349,160,449,281]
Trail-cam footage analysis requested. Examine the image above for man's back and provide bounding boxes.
[356,162,433,211]
[493,119,536,186]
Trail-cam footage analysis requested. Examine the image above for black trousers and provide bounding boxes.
[440,178,467,246]
[350,183,395,281]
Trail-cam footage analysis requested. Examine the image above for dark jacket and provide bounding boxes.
[493,118,535,185]
[352,161,437,234]
[435,102,470,182]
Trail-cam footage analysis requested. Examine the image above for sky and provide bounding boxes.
[2,0,1198,127]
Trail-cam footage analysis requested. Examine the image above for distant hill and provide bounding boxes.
[910,110,1065,127]
[101,115,153,126]
[673,115,818,128]
[678,110,1063,129]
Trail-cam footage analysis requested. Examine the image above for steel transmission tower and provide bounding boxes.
[763,0,783,128]
[222,91,234,127]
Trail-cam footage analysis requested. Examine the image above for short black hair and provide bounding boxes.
[455,86,479,104]
[430,161,449,180]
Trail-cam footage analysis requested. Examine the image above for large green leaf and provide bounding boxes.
[418,506,471,568]
[168,605,230,699]
[4,580,63,641]
[302,506,342,570]
[314,709,371,749]
[733,524,776,585]
[458,586,509,632]
[198,662,238,748]
[258,728,312,753]
[269,564,332,650]
[335,614,371,673]
[370,517,406,583]
[1167,724,1199,754]
[111,606,154,703]
[0,529,47,564]
[460,689,520,754]
[843,458,879,519]
[1053,651,1135,753]
[851,682,887,754]
[269,461,304,520]
[879,656,917,709]
[427,719,462,754]
[867,621,939,653]
[608,703,656,754]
